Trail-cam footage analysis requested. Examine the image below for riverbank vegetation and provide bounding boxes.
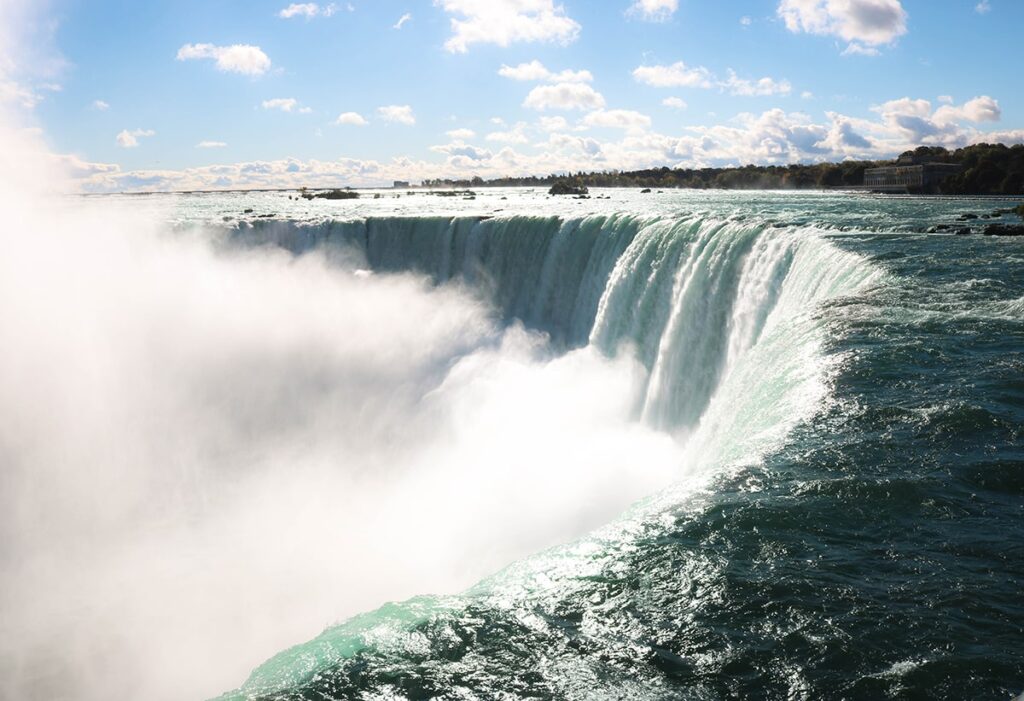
[421,143,1024,196]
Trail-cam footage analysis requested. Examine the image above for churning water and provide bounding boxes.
[1,185,1022,700]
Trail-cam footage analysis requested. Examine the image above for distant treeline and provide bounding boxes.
[420,143,1024,196]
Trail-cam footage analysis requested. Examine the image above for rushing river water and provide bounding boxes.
[2,188,1021,700]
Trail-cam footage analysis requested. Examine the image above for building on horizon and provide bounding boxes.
[863,154,962,192]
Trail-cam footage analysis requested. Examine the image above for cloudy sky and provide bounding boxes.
[7,0,1024,191]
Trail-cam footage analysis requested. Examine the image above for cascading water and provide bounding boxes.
[218,212,884,700]
[5,186,1021,701]
[231,214,880,436]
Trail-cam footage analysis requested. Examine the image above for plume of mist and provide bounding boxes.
[0,11,678,699]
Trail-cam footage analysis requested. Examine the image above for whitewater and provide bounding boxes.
[1,178,1022,700]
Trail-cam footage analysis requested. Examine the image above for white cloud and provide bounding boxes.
[537,115,569,132]
[436,0,581,53]
[377,104,415,125]
[870,95,1002,147]
[662,97,687,110]
[937,94,954,104]
[92,100,110,111]
[636,63,792,97]
[430,141,493,160]
[777,0,907,51]
[498,60,592,83]
[523,82,606,111]
[115,129,155,148]
[279,3,338,18]
[801,90,814,99]
[720,69,792,96]
[628,0,678,21]
[581,109,651,133]
[740,15,752,25]
[262,98,298,112]
[176,43,271,76]
[76,96,1024,194]
[196,141,227,148]
[336,111,369,126]
[633,62,713,88]
[975,0,991,13]
[935,95,1000,123]
[393,12,412,29]
[841,41,880,56]
[446,128,476,139]
[486,122,530,144]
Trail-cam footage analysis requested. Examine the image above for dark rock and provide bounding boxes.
[640,188,652,193]
[958,213,979,220]
[302,189,359,200]
[982,224,1024,236]
[243,208,253,214]
[549,180,588,196]
[954,227,973,235]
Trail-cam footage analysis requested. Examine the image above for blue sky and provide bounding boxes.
[9,0,1024,190]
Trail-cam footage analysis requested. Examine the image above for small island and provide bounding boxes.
[300,188,360,200]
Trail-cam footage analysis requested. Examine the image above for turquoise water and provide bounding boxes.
[145,189,1024,700]
[74,188,1024,695]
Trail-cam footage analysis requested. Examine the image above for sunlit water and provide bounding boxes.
[2,187,1022,700]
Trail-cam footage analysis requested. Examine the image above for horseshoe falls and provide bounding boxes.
[1,190,1022,701]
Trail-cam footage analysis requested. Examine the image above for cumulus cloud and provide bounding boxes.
[871,95,1003,147]
[975,0,990,13]
[841,42,880,56]
[431,141,493,160]
[635,62,792,96]
[53,153,122,179]
[176,43,271,76]
[437,0,581,53]
[934,95,1000,123]
[71,94,1019,194]
[720,69,792,96]
[377,104,415,125]
[92,99,109,111]
[498,60,592,83]
[393,12,412,29]
[777,0,908,52]
[486,122,530,144]
[262,98,297,112]
[279,3,338,18]
[115,128,154,148]
[628,0,678,21]
[662,97,687,110]
[523,82,606,111]
[336,111,368,126]
[196,140,227,148]
[537,115,569,132]
[633,62,713,88]
[581,109,652,133]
